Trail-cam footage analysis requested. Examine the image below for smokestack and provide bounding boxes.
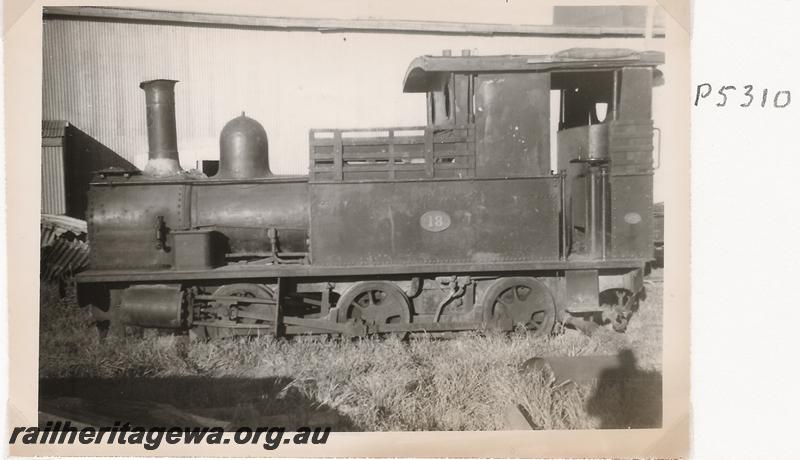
[140,79,182,177]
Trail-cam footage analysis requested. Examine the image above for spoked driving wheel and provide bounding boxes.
[482,277,556,336]
[335,281,412,336]
[192,283,275,340]
[599,288,639,333]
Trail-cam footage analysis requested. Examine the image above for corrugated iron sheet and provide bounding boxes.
[41,145,67,215]
[41,214,90,280]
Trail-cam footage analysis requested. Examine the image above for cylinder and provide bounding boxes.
[140,79,182,177]
[216,113,272,179]
[119,285,186,328]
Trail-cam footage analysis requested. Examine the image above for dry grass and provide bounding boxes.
[39,271,663,430]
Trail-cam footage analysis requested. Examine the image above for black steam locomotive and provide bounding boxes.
[77,48,663,339]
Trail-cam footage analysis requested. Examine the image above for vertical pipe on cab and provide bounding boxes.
[589,167,597,257]
[560,170,567,260]
[600,166,608,260]
[140,79,183,177]
[611,70,619,121]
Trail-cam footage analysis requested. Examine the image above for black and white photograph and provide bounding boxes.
[7,0,689,456]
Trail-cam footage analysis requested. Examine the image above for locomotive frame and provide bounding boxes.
[76,48,663,339]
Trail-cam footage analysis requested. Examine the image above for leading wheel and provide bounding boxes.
[335,281,411,336]
[481,277,556,336]
[191,283,274,340]
[599,288,638,333]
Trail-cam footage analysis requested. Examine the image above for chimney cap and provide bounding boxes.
[139,79,179,89]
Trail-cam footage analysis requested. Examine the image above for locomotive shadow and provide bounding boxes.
[585,349,662,429]
[38,376,356,431]
[518,348,661,429]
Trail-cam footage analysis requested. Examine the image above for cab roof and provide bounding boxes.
[402,48,665,92]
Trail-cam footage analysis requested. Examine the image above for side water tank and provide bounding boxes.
[216,113,272,179]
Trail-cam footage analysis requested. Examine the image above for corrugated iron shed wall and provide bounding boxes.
[42,17,663,176]
[41,145,67,214]
[553,5,665,28]
[41,120,68,215]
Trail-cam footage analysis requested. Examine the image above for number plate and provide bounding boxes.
[420,210,451,232]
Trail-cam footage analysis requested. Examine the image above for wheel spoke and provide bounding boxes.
[495,297,511,316]
[357,296,369,309]
[350,303,365,320]
[495,296,510,308]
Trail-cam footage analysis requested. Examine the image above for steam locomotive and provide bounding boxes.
[77,48,664,339]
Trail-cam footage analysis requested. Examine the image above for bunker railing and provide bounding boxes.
[308,126,475,182]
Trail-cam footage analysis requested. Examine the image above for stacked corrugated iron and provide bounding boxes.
[41,214,89,281]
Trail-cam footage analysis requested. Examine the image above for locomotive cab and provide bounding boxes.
[403,48,662,262]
